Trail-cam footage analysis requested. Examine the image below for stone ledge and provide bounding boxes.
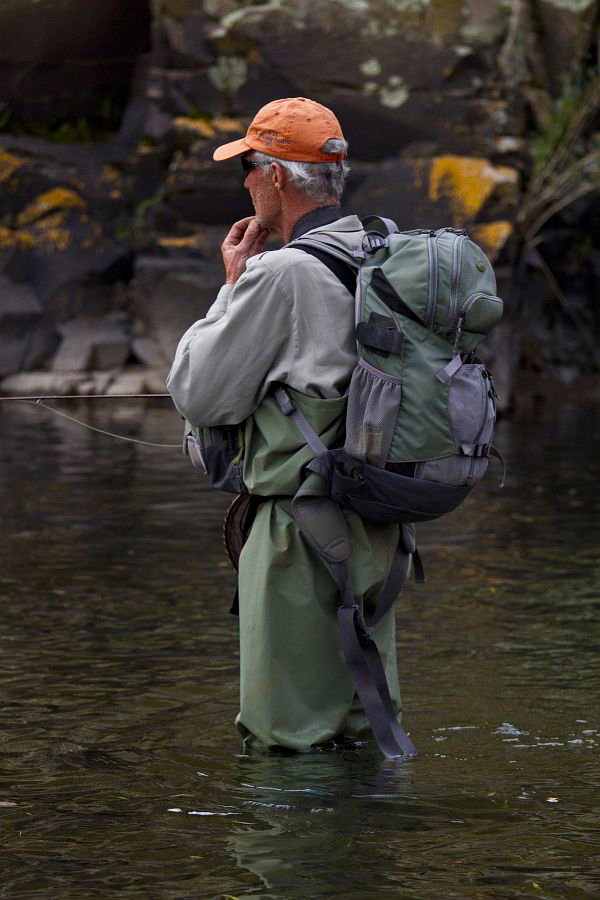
[0,366,169,398]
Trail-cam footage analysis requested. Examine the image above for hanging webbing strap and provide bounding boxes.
[275,385,418,758]
[330,559,417,758]
[368,523,425,631]
[489,445,507,488]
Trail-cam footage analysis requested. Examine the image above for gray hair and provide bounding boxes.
[250,139,350,203]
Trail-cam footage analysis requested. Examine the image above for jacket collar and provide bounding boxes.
[290,205,343,241]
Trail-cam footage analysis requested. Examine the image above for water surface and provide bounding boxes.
[1,400,599,898]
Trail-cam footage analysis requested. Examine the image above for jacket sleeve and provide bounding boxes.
[166,257,295,427]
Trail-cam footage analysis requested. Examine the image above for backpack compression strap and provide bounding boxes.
[275,386,417,759]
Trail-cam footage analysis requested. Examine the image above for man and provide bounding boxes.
[167,97,403,752]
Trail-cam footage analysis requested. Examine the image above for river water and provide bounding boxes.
[0,399,599,899]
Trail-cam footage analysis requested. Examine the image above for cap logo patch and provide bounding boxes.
[258,129,276,146]
[258,129,292,148]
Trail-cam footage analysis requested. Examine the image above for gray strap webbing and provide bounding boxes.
[436,354,463,384]
[489,445,506,488]
[274,387,328,457]
[368,533,412,631]
[365,525,426,631]
[331,559,417,758]
[412,547,426,584]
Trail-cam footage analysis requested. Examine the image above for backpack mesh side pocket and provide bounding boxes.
[344,360,401,467]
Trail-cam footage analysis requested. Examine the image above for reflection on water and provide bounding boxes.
[0,399,599,898]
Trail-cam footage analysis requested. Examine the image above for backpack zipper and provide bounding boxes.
[447,234,466,329]
[425,231,438,329]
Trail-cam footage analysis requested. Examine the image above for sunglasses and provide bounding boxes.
[241,156,260,176]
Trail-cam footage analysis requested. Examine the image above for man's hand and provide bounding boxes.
[221,217,270,285]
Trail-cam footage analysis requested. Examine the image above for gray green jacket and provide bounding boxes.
[167,214,365,494]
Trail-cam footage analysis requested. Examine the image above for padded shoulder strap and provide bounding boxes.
[294,244,357,297]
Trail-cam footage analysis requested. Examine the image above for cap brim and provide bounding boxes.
[213,137,252,161]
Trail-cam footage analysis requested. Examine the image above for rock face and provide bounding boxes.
[0,0,152,126]
[142,0,520,160]
[0,0,598,406]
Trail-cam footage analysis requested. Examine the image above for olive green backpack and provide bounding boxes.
[283,219,505,520]
[271,218,505,759]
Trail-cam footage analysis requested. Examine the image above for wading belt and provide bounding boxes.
[275,386,419,759]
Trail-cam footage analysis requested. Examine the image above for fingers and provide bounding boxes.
[222,216,256,248]
[238,219,266,251]
[225,219,270,254]
[221,216,271,284]
[253,228,270,254]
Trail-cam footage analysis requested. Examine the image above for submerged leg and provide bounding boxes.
[235,498,403,751]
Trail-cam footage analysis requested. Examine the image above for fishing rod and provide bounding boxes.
[0,393,171,401]
[0,392,180,448]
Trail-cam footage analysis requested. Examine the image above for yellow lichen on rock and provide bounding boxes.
[101,165,121,183]
[429,155,518,224]
[17,188,86,228]
[33,210,68,230]
[212,117,245,133]
[34,227,71,251]
[0,150,25,183]
[157,233,204,248]
[0,226,34,250]
[470,220,513,259]
[173,117,216,139]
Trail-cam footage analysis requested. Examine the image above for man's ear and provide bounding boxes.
[271,162,287,192]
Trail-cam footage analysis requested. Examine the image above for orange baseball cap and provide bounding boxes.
[213,97,347,163]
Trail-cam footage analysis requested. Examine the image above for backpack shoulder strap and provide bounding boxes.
[361,215,399,236]
[294,244,357,297]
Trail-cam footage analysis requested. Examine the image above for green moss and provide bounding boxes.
[0,116,110,144]
[188,106,212,122]
[0,94,123,144]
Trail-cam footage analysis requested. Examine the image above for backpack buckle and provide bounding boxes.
[460,442,489,458]
[362,233,388,254]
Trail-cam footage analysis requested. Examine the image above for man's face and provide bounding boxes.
[243,155,282,231]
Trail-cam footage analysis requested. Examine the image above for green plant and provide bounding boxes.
[519,69,600,244]
[530,78,585,173]
[187,106,212,122]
